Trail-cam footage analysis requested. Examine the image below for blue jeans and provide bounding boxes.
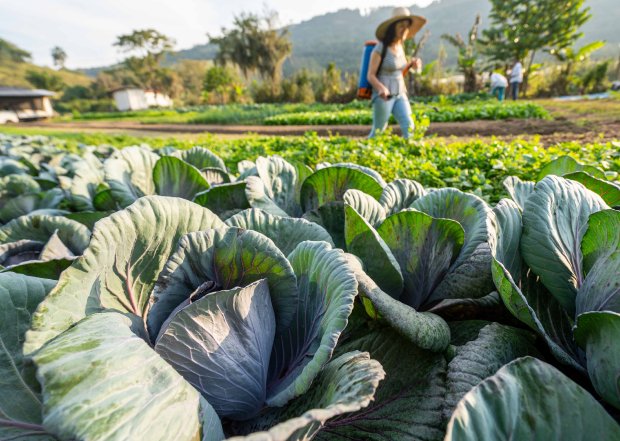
[369,94,414,139]
[491,86,505,101]
[511,82,520,100]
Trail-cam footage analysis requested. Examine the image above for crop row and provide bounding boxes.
[0,135,619,440]
[3,131,618,204]
[264,102,548,125]
[65,99,547,125]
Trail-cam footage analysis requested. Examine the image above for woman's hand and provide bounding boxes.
[409,57,422,72]
[378,85,391,100]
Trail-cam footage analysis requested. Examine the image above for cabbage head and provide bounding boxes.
[14,196,383,441]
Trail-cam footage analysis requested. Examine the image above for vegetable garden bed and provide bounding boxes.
[63,100,549,126]
[1,134,619,440]
[264,102,548,125]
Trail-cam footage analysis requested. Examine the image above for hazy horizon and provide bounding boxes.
[0,0,433,69]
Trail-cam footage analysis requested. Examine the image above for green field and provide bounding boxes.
[2,129,617,203]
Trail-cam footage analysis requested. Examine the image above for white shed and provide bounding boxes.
[112,87,173,111]
[0,87,55,122]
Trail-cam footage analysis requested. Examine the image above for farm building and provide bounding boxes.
[0,87,55,123]
[112,87,173,111]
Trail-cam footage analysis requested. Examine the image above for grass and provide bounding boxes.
[536,96,620,127]
[2,127,618,203]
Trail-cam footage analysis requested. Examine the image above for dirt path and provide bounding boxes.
[19,116,620,144]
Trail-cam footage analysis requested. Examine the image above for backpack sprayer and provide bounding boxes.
[357,41,378,100]
[357,40,421,100]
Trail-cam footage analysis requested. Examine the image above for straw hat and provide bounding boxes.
[375,7,427,41]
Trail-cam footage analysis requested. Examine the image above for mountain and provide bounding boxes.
[89,0,619,76]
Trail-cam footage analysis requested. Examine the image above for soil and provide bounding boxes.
[20,114,620,145]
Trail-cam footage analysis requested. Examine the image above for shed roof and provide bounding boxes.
[0,87,56,98]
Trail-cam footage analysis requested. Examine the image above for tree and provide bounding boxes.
[317,63,342,102]
[91,68,140,98]
[51,46,67,69]
[481,0,591,95]
[114,29,175,94]
[25,70,65,91]
[548,41,605,95]
[209,10,291,96]
[281,69,315,103]
[442,15,481,93]
[174,60,210,105]
[203,65,242,104]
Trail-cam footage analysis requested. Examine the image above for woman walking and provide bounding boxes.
[367,7,427,139]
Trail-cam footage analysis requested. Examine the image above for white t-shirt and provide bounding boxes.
[490,73,508,88]
[510,62,523,83]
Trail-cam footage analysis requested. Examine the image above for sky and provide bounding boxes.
[0,0,433,69]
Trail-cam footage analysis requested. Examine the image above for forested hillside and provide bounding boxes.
[170,0,618,74]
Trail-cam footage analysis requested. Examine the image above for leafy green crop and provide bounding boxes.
[2,132,618,205]
[264,102,548,125]
[63,99,547,126]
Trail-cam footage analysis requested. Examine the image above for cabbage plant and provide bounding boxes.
[103,146,230,208]
[343,185,496,350]
[16,196,384,440]
[0,214,90,278]
[197,155,386,248]
[504,155,620,210]
[493,175,620,408]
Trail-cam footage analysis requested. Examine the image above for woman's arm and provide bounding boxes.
[367,51,390,100]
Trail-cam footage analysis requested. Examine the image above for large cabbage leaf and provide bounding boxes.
[24,196,223,354]
[378,178,426,215]
[521,176,608,316]
[344,203,403,298]
[575,311,620,410]
[577,209,620,315]
[147,227,298,338]
[301,166,383,213]
[266,241,358,406]
[245,156,301,217]
[104,147,159,207]
[350,261,451,352]
[565,172,620,208]
[0,215,90,256]
[502,176,535,211]
[194,181,250,218]
[537,155,606,180]
[315,322,536,440]
[171,146,226,171]
[377,209,464,308]
[0,273,55,440]
[410,188,495,300]
[232,352,384,441]
[153,155,210,200]
[226,208,334,255]
[445,357,620,440]
[34,312,224,441]
[155,280,276,420]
